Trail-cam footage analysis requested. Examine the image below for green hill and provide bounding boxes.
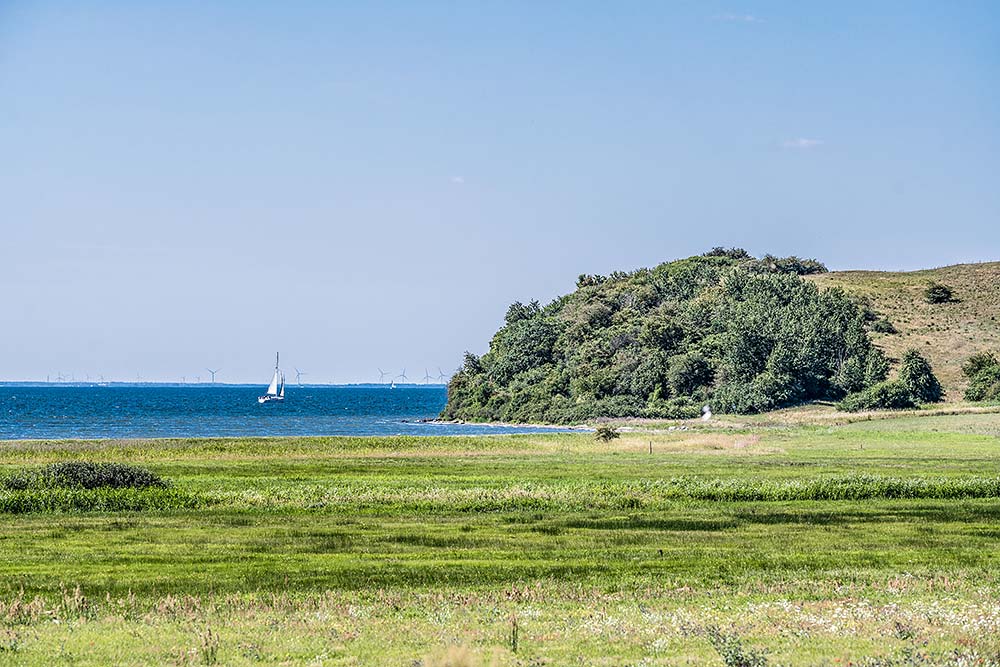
[443,251,894,423]
[807,262,1000,400]
[443,254,999,423]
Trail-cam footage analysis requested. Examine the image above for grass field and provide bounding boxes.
[3,412,1000,665]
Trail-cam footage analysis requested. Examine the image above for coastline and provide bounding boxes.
[423,418,592,431]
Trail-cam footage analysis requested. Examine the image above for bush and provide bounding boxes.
[758,254,828,275]
[706,626,768,667]
[966,366,1000,402]
[897,349,943,403]
[594,425,620,442]
[870,316,897,334]
[923,282,954,304]
[837,381,916,412]
[963,351,1000,402]
[703,247,751,260]
[1,462,168,491]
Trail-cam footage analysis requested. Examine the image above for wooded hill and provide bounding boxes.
[443,250,889,422]
[442,252,999,423]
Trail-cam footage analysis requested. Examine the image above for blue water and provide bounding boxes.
[0,385,562,440]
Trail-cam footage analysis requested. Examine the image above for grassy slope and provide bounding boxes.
[2,416,1000,664]
[807,261,1000,399]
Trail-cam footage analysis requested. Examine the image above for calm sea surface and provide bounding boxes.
[0,385,563,440]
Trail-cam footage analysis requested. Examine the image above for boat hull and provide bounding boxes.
[257,395,284,404]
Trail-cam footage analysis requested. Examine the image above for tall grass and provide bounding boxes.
[0,487,199,513]
[3,474,1000,514]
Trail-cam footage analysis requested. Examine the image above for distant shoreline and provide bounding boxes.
[425,418,591,431]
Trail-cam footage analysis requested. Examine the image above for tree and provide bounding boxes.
[923,282,954,304]
[667,352,714,396]
[897,349,943,403]
[963,351,1000,402]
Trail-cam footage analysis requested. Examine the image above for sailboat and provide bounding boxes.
[258,352,285,404]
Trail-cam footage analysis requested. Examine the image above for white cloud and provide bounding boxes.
[450,176,465,185]
[714,13,762,23]
[782,138,824,149]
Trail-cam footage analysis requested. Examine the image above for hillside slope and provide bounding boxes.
[808,262,1000,400]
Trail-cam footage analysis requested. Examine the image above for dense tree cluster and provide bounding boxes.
[837,348,943,412]
[963,351,1000,402]
[442,252,890,423]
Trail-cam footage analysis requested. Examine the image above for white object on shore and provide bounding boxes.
[258,352,285,404]
[701,404,712,421]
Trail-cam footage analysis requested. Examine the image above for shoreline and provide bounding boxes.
[423,418,592,431]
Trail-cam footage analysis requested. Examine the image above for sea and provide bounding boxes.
[0,385,564,440]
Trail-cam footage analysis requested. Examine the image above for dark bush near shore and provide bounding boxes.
[1,462,168,490]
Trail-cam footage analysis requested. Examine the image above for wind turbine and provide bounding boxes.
[437,367,448,383]
[377,368,390,384]
[295,368,306,386]
[397,368,408,384]
[206,368,220,383]
[423,369,432,384]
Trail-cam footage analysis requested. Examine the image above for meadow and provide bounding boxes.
[2,409,1000,665]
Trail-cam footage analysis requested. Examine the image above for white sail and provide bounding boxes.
[258,352,286,403]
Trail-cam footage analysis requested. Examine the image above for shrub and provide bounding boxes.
[963,351,1000,402]
[594,425,620,442]
[703,247,751,260]
[705,626,768,667]
[759,254,828,275]
[870,316,897,334]
[837,381,916,412]
[897,349,943,403]
[1,462,167,491]
[963,351,999,378]
[923,282,954,304]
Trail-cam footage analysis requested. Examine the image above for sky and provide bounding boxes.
[2,1,998,383]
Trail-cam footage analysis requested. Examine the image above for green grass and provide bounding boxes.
[2,413,1000,664]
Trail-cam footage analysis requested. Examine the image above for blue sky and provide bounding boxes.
[2,1,998,383]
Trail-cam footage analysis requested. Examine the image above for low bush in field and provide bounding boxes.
[0,462,190,514]
[594,425,620,442]
[837,381,916,412]
[1,462,167,491]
